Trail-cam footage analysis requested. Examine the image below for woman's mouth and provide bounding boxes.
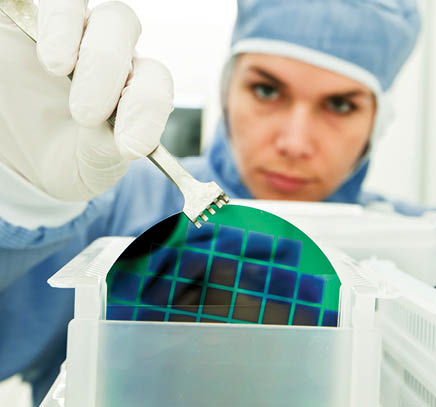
[262,171,312,193]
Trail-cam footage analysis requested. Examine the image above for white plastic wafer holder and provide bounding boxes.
[42,237,388,407]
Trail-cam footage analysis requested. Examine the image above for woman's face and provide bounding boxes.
[226,54,376,201]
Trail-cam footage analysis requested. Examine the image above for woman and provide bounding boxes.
[0,0,421,405]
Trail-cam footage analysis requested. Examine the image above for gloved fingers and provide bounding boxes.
[1,0,136,202]
[114,57,174,160]
[40,124,130,201]
[69,2,142,127]
[37,0,88,76]
[75,124,130,199]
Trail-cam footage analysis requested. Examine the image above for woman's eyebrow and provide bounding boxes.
[328,90,372,99]
[247,67,285,87]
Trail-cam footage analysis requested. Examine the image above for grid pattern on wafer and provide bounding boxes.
[107,219,338,326]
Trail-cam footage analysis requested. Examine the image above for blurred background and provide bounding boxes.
[97,0,436,207]
[1,0,436,405]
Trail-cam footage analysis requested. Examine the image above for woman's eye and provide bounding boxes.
[325,96,356,114]
[252,84,279,101]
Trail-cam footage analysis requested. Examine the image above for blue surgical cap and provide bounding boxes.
[231,0,421,92]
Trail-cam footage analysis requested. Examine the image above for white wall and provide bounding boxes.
[362,23,425,205]
[421,0,436,205]
[363,0,434,206]
[90,0,436,207]
[89,0,237,104]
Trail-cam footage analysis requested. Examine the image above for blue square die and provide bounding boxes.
[274,237,302,268]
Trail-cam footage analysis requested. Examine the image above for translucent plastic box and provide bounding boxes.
[42,234,436,407]
[42,237,384,407]
[366,259,436,407]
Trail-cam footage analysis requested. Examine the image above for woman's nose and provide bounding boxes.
[274,104,316,159]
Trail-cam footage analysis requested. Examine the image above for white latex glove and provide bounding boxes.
[0,0,173,201]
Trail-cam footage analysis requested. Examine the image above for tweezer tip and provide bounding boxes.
[194,220,202,228]
[218,198,228,207]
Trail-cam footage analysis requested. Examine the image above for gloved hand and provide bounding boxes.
[0,0,174,201]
